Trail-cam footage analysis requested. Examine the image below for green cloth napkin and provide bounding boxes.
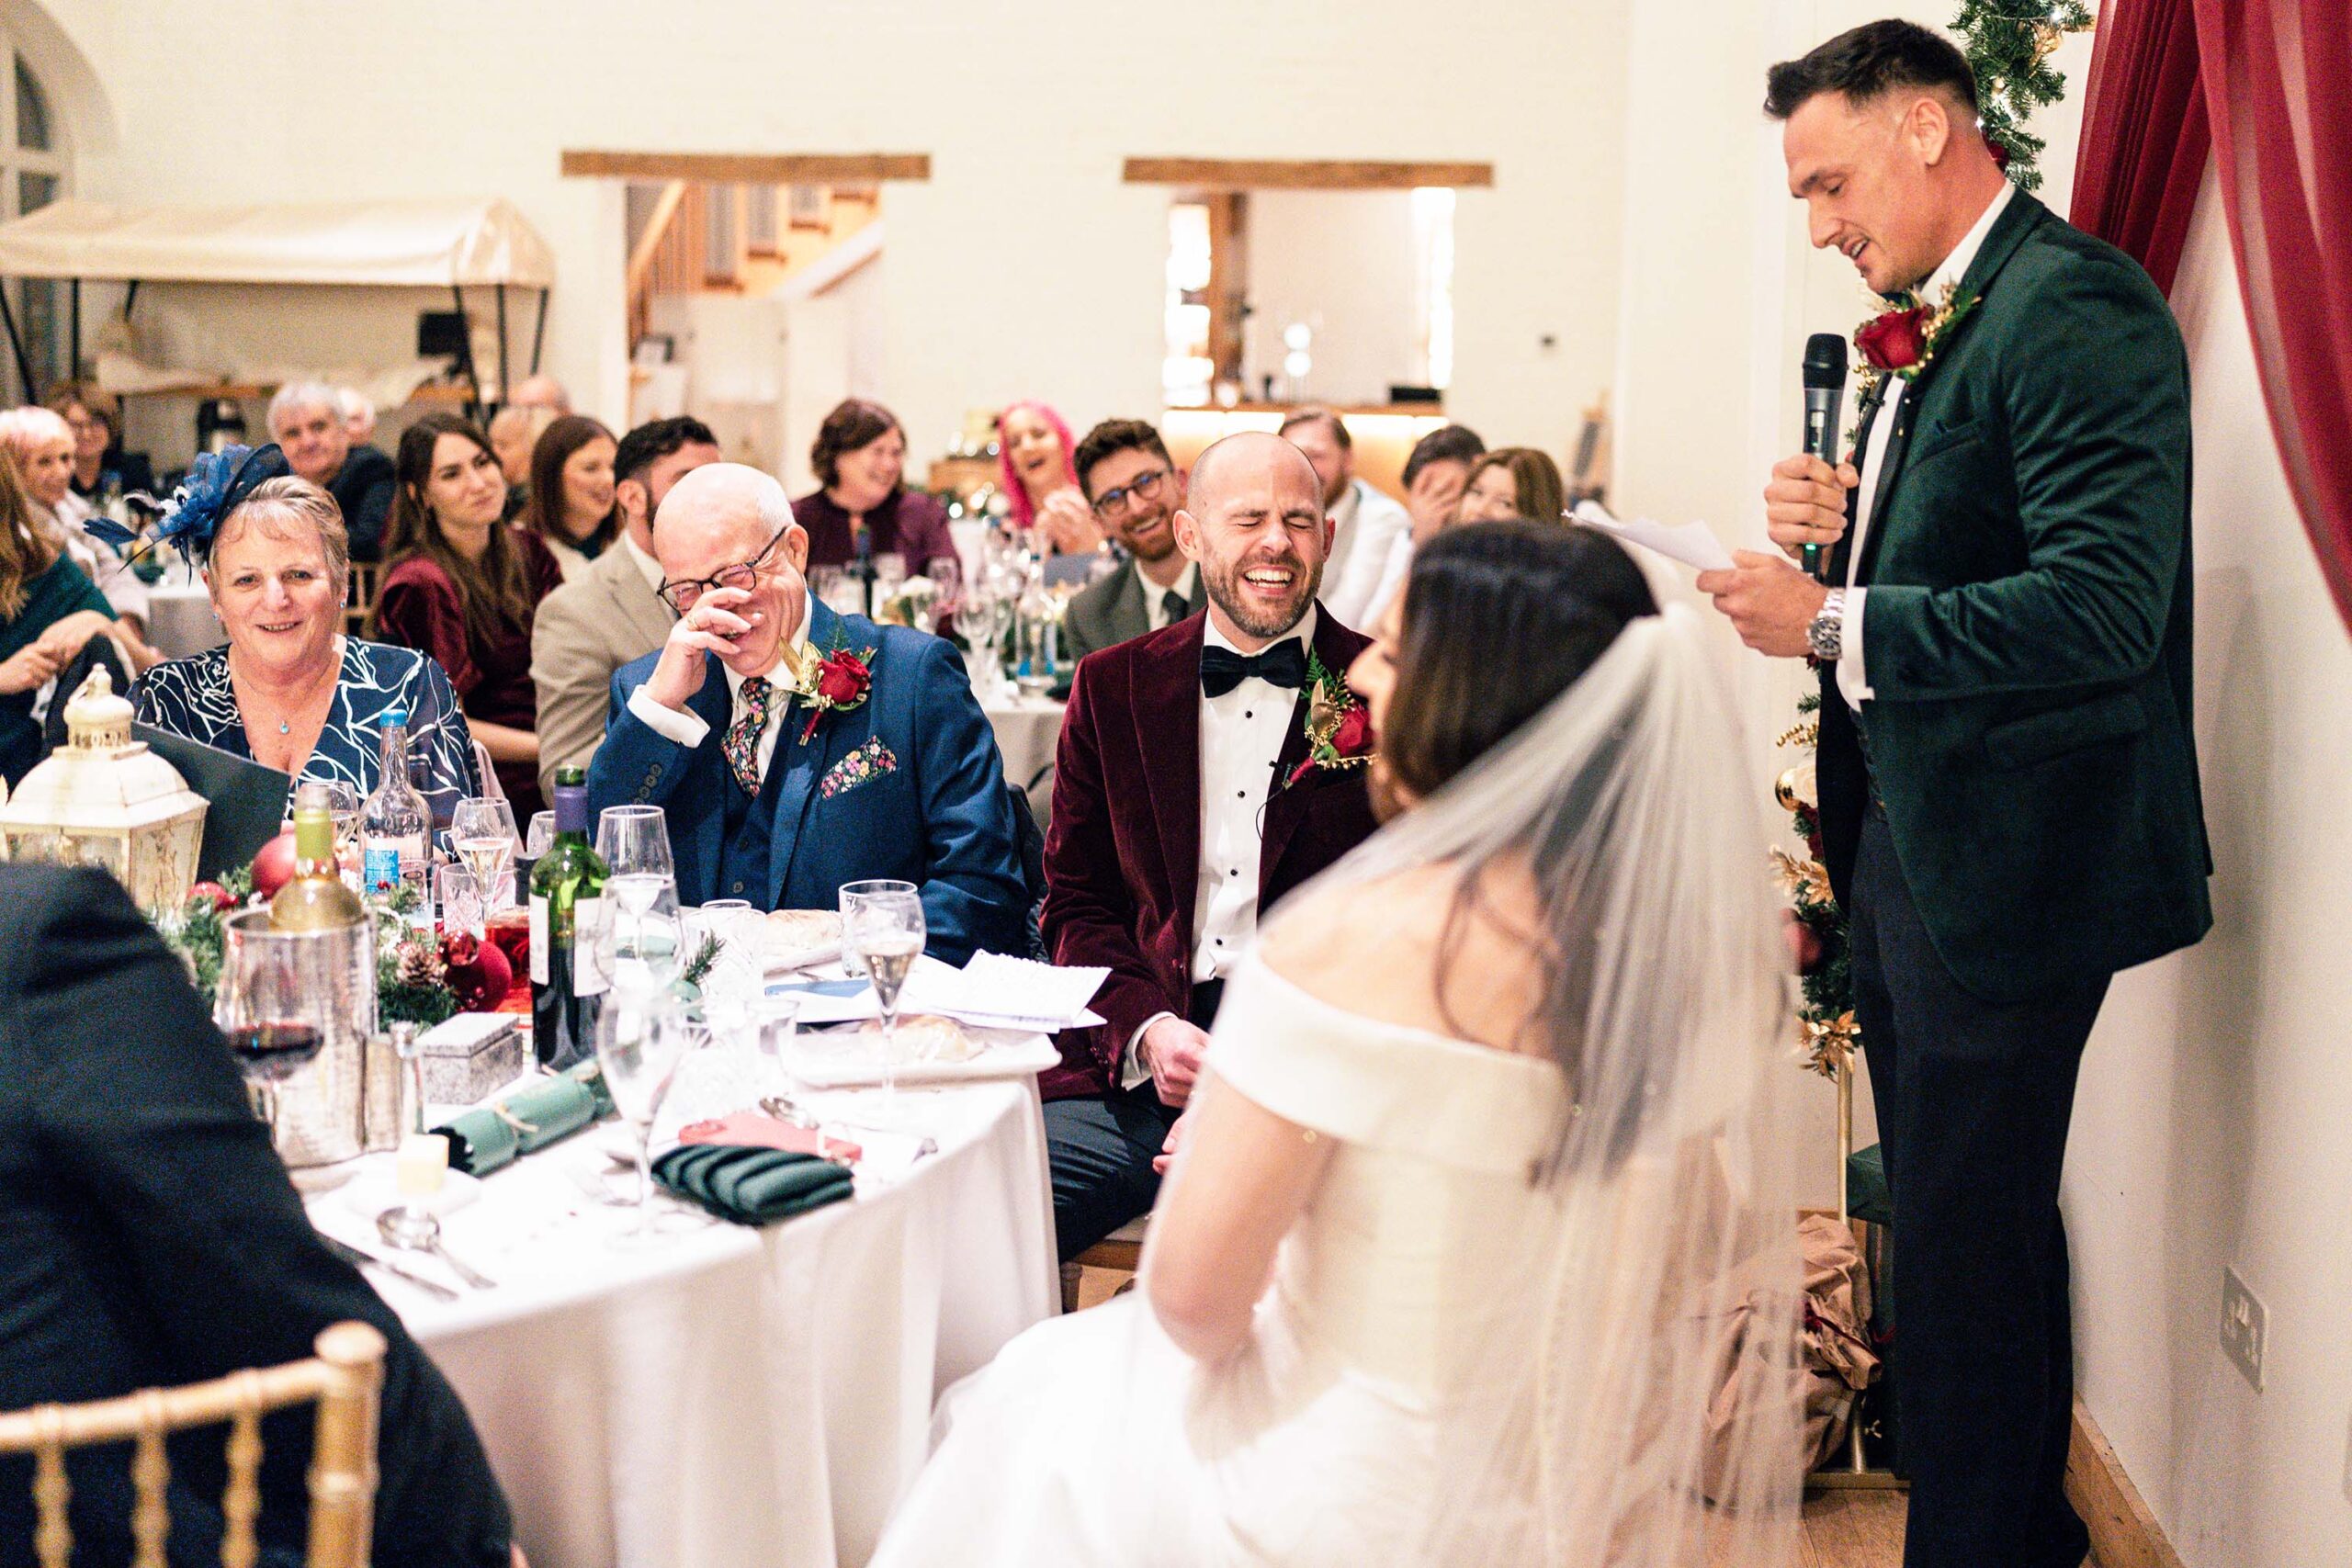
[435,1061,615,1176]
[1846,1142,1893,1227]
[653,1145,854,1227]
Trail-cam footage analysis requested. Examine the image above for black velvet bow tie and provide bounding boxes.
[1200,638,1307,698]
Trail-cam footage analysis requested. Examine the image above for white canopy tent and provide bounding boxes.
[0,197,556,404]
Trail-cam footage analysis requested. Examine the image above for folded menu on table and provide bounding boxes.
[654,1145,855,1226]
[773,951,1110,1033]
[434,1061,614,1177]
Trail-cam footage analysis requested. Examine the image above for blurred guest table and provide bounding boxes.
[978,688,1065,790]
[307,1048,1057,1568]
[146,580,225,659]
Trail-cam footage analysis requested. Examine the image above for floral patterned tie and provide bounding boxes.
[722,675,775,795]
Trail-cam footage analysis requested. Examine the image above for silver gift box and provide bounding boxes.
[415,1013,529,1107]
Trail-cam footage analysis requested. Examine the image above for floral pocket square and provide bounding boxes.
[820,737,899,799]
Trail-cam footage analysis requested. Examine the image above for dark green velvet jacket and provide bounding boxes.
[1817,189,2212,1003]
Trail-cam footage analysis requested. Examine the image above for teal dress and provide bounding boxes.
[0,557,111,786]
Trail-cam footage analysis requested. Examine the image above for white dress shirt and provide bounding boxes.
[1123,606,1319,1088]
[625,618,814,788]
[1319,479,1412,629]
[1838,181,2015,712]
[1140,559,1198,633]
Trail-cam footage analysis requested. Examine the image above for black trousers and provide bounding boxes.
[1849,812,2108,1568]
[1041,980,1223,1262]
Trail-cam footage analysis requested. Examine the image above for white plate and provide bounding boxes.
[785,1027,1061,1089]
[336,1166,483,1222]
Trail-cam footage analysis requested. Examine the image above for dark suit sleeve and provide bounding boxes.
[906,635,1027,964]
[1040,658,1178,1076]
[346,473,393,562]
[1860,259,2191,700]
[584,662,701,818]
[17,870,511,1565]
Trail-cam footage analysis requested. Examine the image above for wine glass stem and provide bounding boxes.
[632,1123,654,1230]
[879,1002,898,1114]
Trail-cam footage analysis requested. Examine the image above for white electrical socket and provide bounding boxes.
[2220,1266,2266,1393]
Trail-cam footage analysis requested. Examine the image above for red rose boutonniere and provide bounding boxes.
[1853,280,1980,394]
[791,633,877,745]
[1283,650,1375,789]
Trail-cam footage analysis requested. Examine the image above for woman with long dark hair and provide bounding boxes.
[369,412,560,813]
[518,413,621,581]
[0,446,127,784]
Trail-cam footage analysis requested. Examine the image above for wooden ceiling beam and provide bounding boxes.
[1122,157,1492,190]
[561,151,931,184]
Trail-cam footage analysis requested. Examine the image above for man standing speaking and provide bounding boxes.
[1700,21,2211,1568]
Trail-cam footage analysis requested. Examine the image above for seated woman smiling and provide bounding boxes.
[131,449,483,824]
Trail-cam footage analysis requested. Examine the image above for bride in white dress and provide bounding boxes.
[873,523,1807,1566]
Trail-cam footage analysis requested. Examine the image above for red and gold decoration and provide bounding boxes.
[1284,651,1374,789]
[789,634,877,747]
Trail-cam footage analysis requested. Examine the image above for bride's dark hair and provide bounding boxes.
[1381,521,1658,805]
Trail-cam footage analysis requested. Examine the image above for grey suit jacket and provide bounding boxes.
[529,538,673,800]
[1062,561,1208,668]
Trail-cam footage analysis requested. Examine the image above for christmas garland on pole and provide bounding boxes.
[1777,1,2095,1077]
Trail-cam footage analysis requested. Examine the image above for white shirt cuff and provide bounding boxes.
[627,683,713,748]
[1835,587,1873,709]
[1123,1010,1174,1092]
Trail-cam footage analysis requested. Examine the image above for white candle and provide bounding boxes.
[396,1133,448,1200]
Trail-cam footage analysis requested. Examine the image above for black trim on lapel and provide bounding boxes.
[1137,617,1206,963]
[1258,609,1353,890]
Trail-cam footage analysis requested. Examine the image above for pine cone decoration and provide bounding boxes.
[395,938,445,989]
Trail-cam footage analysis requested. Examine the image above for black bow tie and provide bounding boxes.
[1200,638,1307,698]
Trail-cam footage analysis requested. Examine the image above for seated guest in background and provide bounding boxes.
[368,412,558,815]
[133,455,483,825]
[519,413,621,581]
[1061,417,1206,666]
[489,402,557,524]
[1457,445,1569,525]
[531,414,720,799]
[0,405,155,658]
[0,453,134,787]
[1000,400,1105,562]
[587,464,1024,958]
[1365,423,1485,615]
[45,379,153,503]
[1279,406,1412,629]
[338,385,377,447]
[0,863,519,1568]
[792,398,957,575]
[269,380,396,562]
[1039,431,1377,1258]
[507,373,572,414]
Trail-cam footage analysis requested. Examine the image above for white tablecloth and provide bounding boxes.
[310,1068,1057,1568]
[145,582,224,659]
[982,694,1065,790]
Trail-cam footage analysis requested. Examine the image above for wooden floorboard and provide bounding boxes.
[1801,1489,2106,1568]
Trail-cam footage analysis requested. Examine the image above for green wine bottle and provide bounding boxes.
[529,766,609,1069]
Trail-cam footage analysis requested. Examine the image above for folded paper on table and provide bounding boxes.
[433,1060,615,1177]
[654,1144,855,1226]
[785,1027,1063,1089]
[771,951,1109,1032]
[1572,500,1737,573]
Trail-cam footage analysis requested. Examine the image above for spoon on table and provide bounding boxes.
[377,1207,498,1291]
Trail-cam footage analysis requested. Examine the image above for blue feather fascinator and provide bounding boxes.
[85,443,293,567]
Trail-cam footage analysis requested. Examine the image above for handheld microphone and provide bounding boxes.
[1801,333,1847,582]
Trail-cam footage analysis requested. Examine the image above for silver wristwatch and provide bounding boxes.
[1807,589,1847,663]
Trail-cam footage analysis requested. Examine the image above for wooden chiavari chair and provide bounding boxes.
[344,563,380,637]
[0,1321,385,1568]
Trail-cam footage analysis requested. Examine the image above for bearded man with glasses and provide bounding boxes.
[1061,420,1209,667]
[584,464,1025,961]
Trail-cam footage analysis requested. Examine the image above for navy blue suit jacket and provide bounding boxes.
[586,599,1025,964]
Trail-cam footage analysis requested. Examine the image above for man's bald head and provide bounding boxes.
[652,463,809,678]
[1185,430,1321,515]
[654,463,794,560]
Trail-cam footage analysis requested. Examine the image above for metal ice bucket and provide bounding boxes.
[215,908,379,1168]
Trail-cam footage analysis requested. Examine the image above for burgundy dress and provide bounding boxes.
[372,528,561,817]
[792,487,957,572]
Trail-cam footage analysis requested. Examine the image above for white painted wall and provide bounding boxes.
[1242,189,1425,405]
[15,0,1625,472]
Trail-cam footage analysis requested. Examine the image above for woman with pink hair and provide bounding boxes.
[998,400,1103,558]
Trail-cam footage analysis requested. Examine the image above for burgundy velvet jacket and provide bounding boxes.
[1039,606,1378,1101]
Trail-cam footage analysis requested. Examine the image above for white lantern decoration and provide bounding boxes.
[0,665,208,908]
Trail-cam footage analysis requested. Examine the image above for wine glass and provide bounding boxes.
[525,810,557,860]
[318,780,362,886]
[434,863,484,942]
[450,797,518,908]
[214,908,327,1134]
[594,989,693,1244]
[839,879,926,1120]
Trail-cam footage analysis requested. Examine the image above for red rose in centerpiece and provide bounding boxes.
[438,931,514,1012]
[1856,305,1930,372]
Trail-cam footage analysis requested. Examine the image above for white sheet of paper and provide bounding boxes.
[775,952,1108,1032]
[1572,501,1737,573]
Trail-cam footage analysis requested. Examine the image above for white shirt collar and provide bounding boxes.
[1202,602,1317,660]
[622,531,664,595]
[1138,557,1196,604]
[1921,181,2016,303]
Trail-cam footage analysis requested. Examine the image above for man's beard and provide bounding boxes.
[1202,550,1319,642]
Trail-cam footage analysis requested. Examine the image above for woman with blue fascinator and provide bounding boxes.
[123,445,483,826]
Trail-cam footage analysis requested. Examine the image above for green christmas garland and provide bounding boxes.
[1952,0,2095,192]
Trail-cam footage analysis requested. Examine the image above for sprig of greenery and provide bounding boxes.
[1951,0,2094,193]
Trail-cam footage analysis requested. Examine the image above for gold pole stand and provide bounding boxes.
[1807,1048,1906,1492]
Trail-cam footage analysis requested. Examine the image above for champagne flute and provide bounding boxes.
[594,989,693,1243]
[450,796,519,913]
[318,780,363,887]
[596,807,681,993]
[839,879,926,1121]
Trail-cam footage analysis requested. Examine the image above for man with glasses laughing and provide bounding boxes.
[1061,420,1208,667]
[584,464,1026,962]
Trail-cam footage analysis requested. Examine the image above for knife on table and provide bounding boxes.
[318,1233,461,1303]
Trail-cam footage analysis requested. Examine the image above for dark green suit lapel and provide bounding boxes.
[1857,190,2050,584]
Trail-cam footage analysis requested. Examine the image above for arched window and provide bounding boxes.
[1,45,68,392]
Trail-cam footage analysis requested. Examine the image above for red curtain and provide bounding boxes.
[2073,0,2352,632]
[2071,0,2209,295]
